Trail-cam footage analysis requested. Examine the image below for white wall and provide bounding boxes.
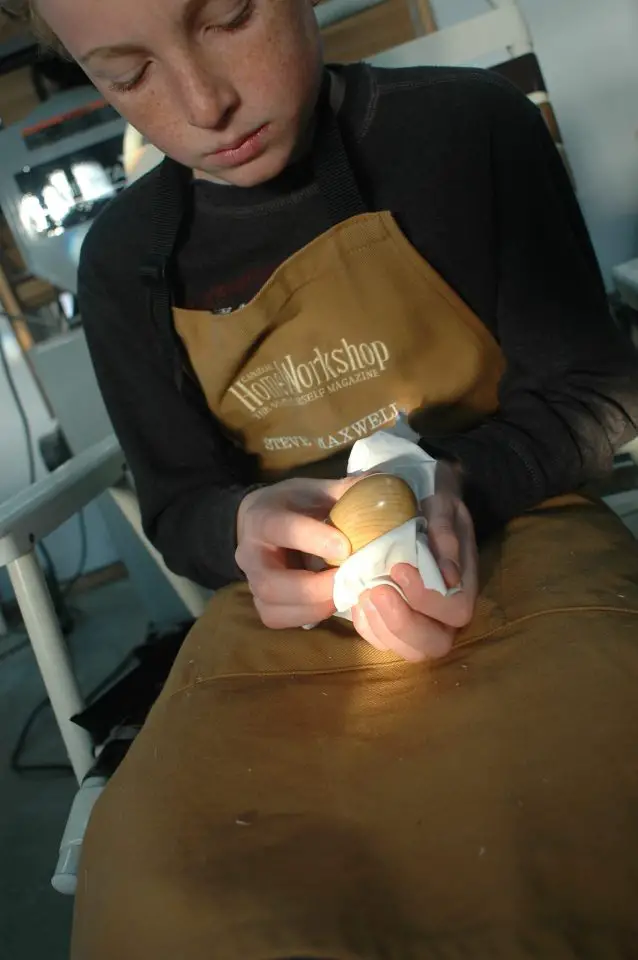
[431,0,638,287]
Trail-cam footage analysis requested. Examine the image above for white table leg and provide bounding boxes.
[108,484,208,619]
[7,551,93,783]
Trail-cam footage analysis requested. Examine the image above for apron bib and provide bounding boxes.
[174,210,504,478]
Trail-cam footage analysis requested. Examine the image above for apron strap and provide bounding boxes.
[313,72,368,226]
[139,157,190,386]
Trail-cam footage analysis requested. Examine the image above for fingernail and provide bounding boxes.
[392,565,411,590]
[326,536,350,563]
[362,594,378,617]
[441,559,461,589]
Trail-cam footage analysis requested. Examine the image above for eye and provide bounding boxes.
[210,0,255,32]
[109,64,150,94]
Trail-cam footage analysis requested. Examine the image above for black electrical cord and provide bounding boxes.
[9,646,140,779]
[37,540,57,579]
[0,2,22,20]
[0,637,29,665]
[63,510,89,596]
[9,699,72,779]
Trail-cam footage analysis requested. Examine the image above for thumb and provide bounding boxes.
[423,493,462,589]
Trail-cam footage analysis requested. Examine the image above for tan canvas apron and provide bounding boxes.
[72,130,638,957]
[172,210,504,479]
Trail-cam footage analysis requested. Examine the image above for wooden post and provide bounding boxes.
[0,259,34,352]
[413,0,438,35]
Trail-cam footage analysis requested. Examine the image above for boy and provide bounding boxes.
[14,0,638,955]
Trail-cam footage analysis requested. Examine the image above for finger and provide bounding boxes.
[351,603,389,651]
[254,597,336,630]
[281,476,361,517]
[249,565,338,608]
[390,562,475,630]
[252,508,350,563]
[320,475,362,503]
[423,493,461,588]
[440,559,462,591]
[362,586,454,662]
[235,540,280,578]
[455,501,478,600]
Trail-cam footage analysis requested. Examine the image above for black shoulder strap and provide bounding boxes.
[140,69,366,386]
[313,71,368,225]
[139,157,190,386]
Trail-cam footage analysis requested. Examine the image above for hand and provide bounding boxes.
[236,478,353,630]
[351,461,478,662]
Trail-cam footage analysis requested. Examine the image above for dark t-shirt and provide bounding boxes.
[78,63,638,588]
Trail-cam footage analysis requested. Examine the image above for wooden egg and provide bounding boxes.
[328,473,419,563]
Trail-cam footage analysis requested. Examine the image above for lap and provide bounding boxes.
[72,496,638,960]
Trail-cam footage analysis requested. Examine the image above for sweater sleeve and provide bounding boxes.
[78,237,255,589]
[421,86,638,538]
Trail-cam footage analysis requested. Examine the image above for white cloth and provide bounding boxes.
[332,431,451,622]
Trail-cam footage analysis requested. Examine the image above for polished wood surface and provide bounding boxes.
[329,473,419,561]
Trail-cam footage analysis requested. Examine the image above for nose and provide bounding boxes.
[173,55,238,130]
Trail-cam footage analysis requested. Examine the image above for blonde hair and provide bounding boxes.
[2,0,68,57]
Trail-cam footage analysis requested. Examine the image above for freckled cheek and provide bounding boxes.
[234,44,318,120]
[143,120,186,158]
[229,11,320,107]
[118,96,186,159]
[87,80,168,145]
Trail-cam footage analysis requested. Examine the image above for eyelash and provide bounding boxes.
[109,71,147,94]
[108,0,255,94]
[221,0,255,32]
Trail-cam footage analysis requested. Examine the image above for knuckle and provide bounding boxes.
[306,597,336,624]
[254,601,282,630]
[428,514,456,538]
[250,573,276,604]
[449,596,474,628]
[234,542,251,573]
[258,510,283,546]
[426,490,454,514]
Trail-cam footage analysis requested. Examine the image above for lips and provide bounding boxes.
[214,126,266,155]
[203,124,270,170]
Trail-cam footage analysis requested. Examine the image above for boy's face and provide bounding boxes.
[37,0,324,186]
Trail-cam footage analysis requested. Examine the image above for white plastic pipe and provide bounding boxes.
[52,775,106,895]
[7,551,93,782]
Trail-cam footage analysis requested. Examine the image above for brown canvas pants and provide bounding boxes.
[72,495,638,959]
